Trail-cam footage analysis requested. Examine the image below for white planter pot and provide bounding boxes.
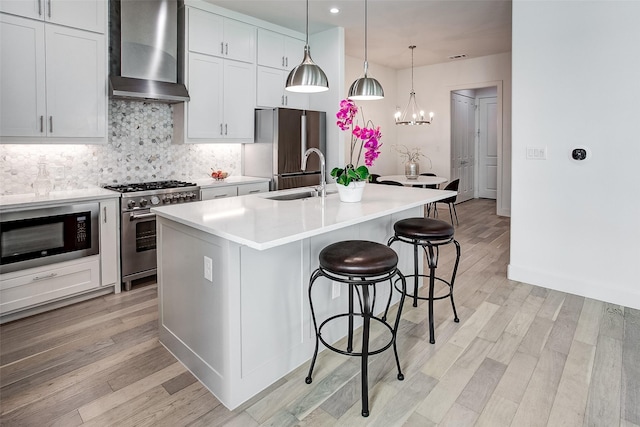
[336,181,366,203]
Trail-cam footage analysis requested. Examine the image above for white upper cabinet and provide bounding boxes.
[188,7,255,63]
[185,52,254,141]
[0,14,106,140]
[256,66,308,110]
[257,28,304,70]
[0,0,105,33]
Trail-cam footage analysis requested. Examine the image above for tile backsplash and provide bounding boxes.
[0,100,242,195]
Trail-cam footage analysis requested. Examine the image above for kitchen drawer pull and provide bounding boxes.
[281,95,284,106]
[282,56,285,67]
[220,123,223,135]
[213,194,229,198]
[220,42,224,55]
[224,124,227,135]
[130,212,155,221]
[285,57,288,67]
[38,0,42,16]
[48,0,51,17]
[225,43,228,55]
[248,189,262,194]
[49,116,53,133]
[40,115,44,133]
[33,272,57,282]
[103,206,107,223]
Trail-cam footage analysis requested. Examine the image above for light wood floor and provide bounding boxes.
[1,199,638,426]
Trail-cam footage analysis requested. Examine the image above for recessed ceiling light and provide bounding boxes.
[330,7,339,14]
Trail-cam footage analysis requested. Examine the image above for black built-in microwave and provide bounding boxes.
[0,203,99,274]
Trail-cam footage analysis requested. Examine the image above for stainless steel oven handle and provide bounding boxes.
[129,212,156,221]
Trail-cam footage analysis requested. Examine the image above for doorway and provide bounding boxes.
[450,84,501,207]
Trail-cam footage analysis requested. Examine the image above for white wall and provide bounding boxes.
[395,53,512,215]
[509,0,640,309]
[344,56,398,176]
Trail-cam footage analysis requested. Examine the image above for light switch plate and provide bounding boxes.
[526,146,547,160]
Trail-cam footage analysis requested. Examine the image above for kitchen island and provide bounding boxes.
[152,183,455,409]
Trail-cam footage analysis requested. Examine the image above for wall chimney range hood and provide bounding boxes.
[109,0,189,103]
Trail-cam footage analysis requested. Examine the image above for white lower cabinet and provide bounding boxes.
[201,182,269,200]
[0,256,100,315]
[100,199,119,290]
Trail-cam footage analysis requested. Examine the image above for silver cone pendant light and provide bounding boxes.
[395,46,433,125]
[285,0,329,93]
[348,0,383,100]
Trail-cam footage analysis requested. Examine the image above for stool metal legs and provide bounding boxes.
[306,268,406,417]
[388,235,461,344]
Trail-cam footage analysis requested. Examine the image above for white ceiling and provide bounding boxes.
[204,0,512,70]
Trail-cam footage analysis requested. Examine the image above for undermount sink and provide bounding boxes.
[265,190,336,201]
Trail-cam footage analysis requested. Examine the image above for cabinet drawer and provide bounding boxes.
[0,257,100,314]
[201,186,238,200]
[238,182,269,196]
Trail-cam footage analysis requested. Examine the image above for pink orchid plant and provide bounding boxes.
[331,99,382,186]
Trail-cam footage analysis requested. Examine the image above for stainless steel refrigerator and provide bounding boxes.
[244,108,326,190]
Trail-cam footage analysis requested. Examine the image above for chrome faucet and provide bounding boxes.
[301,148,326,198]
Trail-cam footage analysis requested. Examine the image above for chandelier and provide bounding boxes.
[395,46,433,125]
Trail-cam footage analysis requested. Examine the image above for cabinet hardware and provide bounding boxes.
[214,194,229,198]
[220,42,224,55]
[248,189,261,194]
[285,57,288,67]
[40,116,44,133]
[225,43,228,55]
[224,124,228,135]
[48,0,51,17]
[284,95,288,106]
[281,95,284,106]
[103,206,107,223]
[282,56,285,67]
[33,272,57,281]
[49,116,53,133]
[220,123,223,135]
[130,212,155,221]
[38,0,42,16]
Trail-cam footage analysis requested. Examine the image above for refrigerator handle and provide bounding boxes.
[301,113,307,160]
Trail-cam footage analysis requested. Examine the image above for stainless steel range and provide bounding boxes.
[104,180,200,290]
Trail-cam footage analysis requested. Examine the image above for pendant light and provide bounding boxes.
[395,46,433,125]
[285,0,329,93]
[348,0,384,100]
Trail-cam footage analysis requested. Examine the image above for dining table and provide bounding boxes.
[378,175,448,187]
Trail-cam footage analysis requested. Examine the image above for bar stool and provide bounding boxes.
[306,240,407,417]
[388,218,461,344]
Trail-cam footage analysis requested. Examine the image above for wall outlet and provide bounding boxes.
[331,281,340,299]
[204,256,213,282]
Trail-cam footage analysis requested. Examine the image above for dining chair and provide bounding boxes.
[378,180,403,186]
[434,179,460,225]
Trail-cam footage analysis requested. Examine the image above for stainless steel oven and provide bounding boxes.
[0,203,100,274]
[104,181,200,290]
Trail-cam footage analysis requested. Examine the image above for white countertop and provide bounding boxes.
[192,175,270,189]
[0,187,120,212]
[152,183,455,250]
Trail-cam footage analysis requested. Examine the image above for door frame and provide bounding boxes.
[447,80,504,216]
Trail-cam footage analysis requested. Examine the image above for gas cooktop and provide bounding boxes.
[104,180,198,194]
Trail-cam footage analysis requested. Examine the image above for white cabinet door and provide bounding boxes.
[188,7,223,56]
[0,0,105,33]
[100,199,119,290]
[257,66,285,108]
[201,186,237,200]
[256,66,308,110]
[283,37,305,70]
[257,28,304,70]
[223,18,255,63]
[257,28,284,69]
[223,60,254,140]
[0,14,46,137]
[237,182,269,196]
[187,53,223,139]
[188,7,254,64]
[45,24,105,138]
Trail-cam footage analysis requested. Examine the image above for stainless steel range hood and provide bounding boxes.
[109,0,189,103]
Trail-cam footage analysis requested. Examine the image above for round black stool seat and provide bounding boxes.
[306,240,406,418]
[388,217,461,345]
[393,218,454,241]
[319,240,398,276]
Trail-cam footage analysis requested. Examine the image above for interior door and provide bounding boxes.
[450,93,475,202]
[478,97,498,199]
